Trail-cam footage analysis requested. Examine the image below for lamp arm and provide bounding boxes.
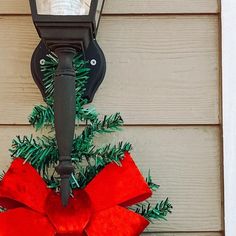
[54,47,76,206]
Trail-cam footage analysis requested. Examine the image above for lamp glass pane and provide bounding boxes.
[36,0,92,15]
[95,0,104,27]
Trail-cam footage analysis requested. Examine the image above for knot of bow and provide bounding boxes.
[0,152,152,236]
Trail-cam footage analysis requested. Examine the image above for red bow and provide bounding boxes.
[0,152,152,236]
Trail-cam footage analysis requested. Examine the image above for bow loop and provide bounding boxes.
[0,158,50,214]
[85,152,152,212]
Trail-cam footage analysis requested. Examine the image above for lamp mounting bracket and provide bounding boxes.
[31,39,106,103]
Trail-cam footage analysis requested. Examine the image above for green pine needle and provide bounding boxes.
[10,134,132,189]
[10,135,58,175]
[77,113,124,149]
[134,198,173,222]
[146,170,160,191]
[29,102,54,130]
[29,101,99,130]
[41,54,90,101]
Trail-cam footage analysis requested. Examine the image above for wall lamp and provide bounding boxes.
[29,0,106,206]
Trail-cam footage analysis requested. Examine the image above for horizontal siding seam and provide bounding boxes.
[0,124,222,129]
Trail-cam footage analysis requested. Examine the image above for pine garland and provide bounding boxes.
[9,53,172,222]
[10,53,133,189]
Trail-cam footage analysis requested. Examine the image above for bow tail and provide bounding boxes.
[0,208,55,236]
[85,206,149,236]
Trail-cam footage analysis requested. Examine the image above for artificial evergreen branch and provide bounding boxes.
[134,198,173,222]
[29,103,54,130]
[10,135,132,188]
[41,54,90,101]
[45,142,133,190]
[10,135,58,175]
[146,170,160,191]
[73,142,133,173]
[29,54,93,130]
[77,113,123,150]
[29,102,99,130]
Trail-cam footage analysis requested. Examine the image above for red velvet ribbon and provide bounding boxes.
[0,152,152,236]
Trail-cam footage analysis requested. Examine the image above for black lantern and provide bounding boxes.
[29,0,106,206]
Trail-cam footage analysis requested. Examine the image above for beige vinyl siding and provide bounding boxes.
[0,1,223,236]
[0,0,219,14]
[0,16,219,125]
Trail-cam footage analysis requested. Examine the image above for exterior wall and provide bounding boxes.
[0,1,222,235]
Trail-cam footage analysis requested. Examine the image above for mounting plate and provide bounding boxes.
[31,40,106,103]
